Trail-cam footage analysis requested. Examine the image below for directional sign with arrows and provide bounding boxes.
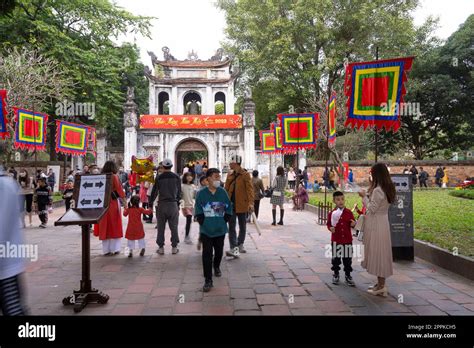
[389,174,414,250]
[77,175,107,209]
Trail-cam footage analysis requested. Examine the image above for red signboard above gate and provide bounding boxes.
[140,115,243,129]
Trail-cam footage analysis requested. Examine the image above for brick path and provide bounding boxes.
[22,201,474,315]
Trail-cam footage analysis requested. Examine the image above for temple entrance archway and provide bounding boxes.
[175,138,208,175]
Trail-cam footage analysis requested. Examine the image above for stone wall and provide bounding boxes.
[306,160,474,187]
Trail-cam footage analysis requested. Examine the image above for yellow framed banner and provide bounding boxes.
[13,107,49,151]
[344,57,414,131]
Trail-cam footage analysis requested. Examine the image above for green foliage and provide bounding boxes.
[449,190,474,200]
[215,102,225,115]
[384,15,474,159]
[0,0,153,151]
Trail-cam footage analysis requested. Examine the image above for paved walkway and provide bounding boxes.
[22,201,474,315]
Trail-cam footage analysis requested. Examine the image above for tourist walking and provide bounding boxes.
[0,169,27,315]
[181,172,196,244]
[442,167,449,188]
[323,167,330,189]
[270,166,287,226]
[46,168,56,191]
[252,170,265,219]
[418,167,429,188]
[194,168,233,292]
[62,179,74,211]
[358,163,396,297]
[435,166,444,188]
[302,166,309,189]
[150,158,181,255]
[123,195,152,257]
[18,169,34,227]
[287,167,296,190]
[409,165,418,186]
[93,161,126,255]
[33,177,52,228]
[224,155,254,256]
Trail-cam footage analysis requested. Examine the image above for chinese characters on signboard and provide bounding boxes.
[140,115,243,129]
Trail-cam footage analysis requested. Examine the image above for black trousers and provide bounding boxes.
[201,234,225,282]
[420,180,427,188]
[65,198,72,211]
[185,215,192,237]
[38,203,48,224]
[0,275,25,315]
[254,199,261,218]
[331,243,353,276]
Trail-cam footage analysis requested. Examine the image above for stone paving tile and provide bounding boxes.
[256,294,286,305]
[174,301,203,314]
[288,296,316,309]
[232,299,260,311]
[261,305,291,315]
[410,305,448,315]
[254,284,281,294]
[112,304,145,315]
[427,299,468,312]
[280,286,309,296]
[230,288,257,299]
[22,206,474,316]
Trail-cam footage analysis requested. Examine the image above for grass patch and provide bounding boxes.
[308,189,474,257]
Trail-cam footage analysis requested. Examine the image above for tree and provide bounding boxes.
[394,15,474,159]
[0,0,152,157]
[217,0,439,169]
[0,47,73,162]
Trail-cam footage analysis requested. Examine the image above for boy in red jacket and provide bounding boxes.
[327,191,356,286]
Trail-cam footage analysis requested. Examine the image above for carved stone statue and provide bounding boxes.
[187,49,199,61]
[210,48,224,61]
[147,51,158,64]
[162,46,176,61]
[123,87,138,128]
[189,100,199,115]
[244,86,252,100]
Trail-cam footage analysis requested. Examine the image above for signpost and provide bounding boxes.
[54,173,112,313]
[389,174,414,260]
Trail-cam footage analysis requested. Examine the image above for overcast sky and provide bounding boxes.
[114,0,474,66]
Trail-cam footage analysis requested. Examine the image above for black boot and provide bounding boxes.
[278,209,284,225]
[271,209,276,226]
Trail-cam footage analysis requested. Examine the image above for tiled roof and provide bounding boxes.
[155,59,232,68]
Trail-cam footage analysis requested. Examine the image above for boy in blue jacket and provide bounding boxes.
[194,168,233,292]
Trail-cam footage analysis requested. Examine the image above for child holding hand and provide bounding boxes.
[123,195,152,257]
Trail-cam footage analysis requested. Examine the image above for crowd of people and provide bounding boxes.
[1,155,467,316]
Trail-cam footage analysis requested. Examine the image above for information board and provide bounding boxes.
[389,174,414,260]
[76,175,107,209]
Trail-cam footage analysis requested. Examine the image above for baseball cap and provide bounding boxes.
[162,158,173,168]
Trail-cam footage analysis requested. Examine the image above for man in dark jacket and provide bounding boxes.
[150,159,181,255]
[419,167,429,188]
[435,166,444,188]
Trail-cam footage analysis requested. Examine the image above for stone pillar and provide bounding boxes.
[96,127,107,168]
[206,86,213,115]
[171,86,178,114]
[242,95,256,171]
[123,87,138,170]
